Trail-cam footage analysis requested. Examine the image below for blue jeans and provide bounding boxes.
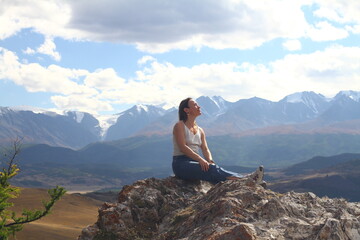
[172,155,244,184]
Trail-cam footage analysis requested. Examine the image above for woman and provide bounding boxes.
[172,97,265,185]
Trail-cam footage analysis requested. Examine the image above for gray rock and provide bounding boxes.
[78,177,360,240]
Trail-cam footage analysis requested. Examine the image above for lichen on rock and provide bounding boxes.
[78,177,360,240]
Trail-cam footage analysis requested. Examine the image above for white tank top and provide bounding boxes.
[173,122,202,156]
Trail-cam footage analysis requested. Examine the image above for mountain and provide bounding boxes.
[3,90,360,148]
[0,107,100,148]
[65,111,101,137]
[280,91,330,114]
[104,104,166,140]
[138,91,345,136]
[196,96,231,119]
[319,90,360,122]
[0,104,169,148]
[203,91,330,134]
[278,91,330,122]
[78,177,360,240]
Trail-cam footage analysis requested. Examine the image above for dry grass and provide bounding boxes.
[8,187,105,240]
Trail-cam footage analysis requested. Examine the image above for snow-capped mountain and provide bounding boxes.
[196,96,232,118]
[280,91,330,114]
[319,90,360,122]
[335,90,360,102]
[104,104,167,140]
[2,90,360,148]
[0,107,100,148]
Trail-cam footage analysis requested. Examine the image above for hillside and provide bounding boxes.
[10,133,360,192]
[282,153,360,175]
[269,154,360,201]
[9,188,103,240]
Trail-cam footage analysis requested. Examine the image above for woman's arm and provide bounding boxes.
[173,121,210,171]
[200,128,215,164]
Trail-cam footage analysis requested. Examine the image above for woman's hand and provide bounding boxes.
[198,158,210,171]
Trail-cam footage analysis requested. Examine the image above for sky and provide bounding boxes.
[0,0,360,115]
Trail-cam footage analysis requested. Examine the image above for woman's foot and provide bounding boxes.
[259,180,267,189]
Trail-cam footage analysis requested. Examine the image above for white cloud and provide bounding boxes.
[1,0,359,52]
[0,48,93,95]
[0,0,317,53]
[138,56,156,65]
[126,45,360,103]
[0,0,81,40]
[23,37,61,61]
[36,38,61,61]
[268,45,360,98]
[307,21,349,41]
[1,43,360,113]
[51,95,113,114]
[313,7,344,23]
[313,0,360,24]
[23,47,36,55]
[84,68,126,90]
[347,24,360,34]
[282,39,302,51]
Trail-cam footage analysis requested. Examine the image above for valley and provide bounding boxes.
[2,90,360,237]
[9,188,104,240]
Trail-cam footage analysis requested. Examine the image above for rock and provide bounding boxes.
[78,177,360,240]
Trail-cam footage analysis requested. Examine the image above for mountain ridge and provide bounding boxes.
[2,90,360,148]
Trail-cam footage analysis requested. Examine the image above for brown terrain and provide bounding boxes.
[9,188,104,240]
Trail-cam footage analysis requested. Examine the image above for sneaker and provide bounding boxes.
[259,180,267,189]
[246,165,264,184]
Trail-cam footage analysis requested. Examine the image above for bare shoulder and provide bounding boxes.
[199,126,206,136]
[174,121,184,129]
[173,121,184,133]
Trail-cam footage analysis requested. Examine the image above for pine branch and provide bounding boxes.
[4,186,66,227]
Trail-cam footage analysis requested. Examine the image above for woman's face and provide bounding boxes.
[185,99,201,117]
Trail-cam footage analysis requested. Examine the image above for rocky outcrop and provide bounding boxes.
[78,177,360,240]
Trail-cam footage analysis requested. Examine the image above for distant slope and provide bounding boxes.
[282,153,360,175]
[9,188,103,240]
[270,156,360,201]
[9,133,360,192]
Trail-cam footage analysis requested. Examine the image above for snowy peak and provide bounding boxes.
[6,106,61,117]
[281,91,329,113]
[335,90,360,102]
[196,96,231,117]
[135,104,149,113]
[104,104,167,140]
[282,91,327,104]
[124,104,166,117]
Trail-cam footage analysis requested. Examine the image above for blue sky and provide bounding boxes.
[0,0,360,114]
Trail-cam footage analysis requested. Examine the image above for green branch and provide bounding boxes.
[0,140,66,240]
[5,186,66,227]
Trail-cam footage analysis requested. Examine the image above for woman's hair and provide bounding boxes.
[178,97,192,122]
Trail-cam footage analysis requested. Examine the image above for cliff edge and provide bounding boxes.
[78,177,360,240]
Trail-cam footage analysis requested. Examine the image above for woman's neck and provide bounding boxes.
[184,116,196,127]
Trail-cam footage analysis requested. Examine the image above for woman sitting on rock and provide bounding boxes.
[172,97,265,185]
